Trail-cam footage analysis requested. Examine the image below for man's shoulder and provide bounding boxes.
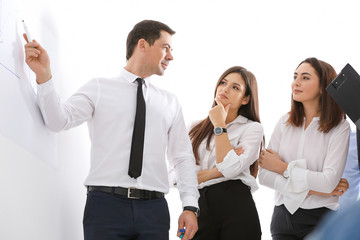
[86,76,132,89]
[149,83,179,102]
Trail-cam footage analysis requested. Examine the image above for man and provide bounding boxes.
[306,201,360,240]
[339,126,360,208]
[24,20,199,240]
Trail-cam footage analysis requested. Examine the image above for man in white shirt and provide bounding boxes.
[24,20,199,240]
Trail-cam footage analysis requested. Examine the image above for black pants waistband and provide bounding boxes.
[199,179,250,192]
[87,186,164,200]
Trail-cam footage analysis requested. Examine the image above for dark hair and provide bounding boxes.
[126,20,175,60]
[287,57,345,133]
[189,66,261,164]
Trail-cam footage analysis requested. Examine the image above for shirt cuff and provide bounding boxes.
[282,159,309,214]
[285,159,308,193]
[37,78,54,95]
[181,195,199,209]
[215,150,236,177]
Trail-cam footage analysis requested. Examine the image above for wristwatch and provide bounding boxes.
[183,206,200,217]
[283,169,289,179]
[214,127,227,136]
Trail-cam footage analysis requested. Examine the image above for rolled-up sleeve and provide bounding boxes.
[216,122,263,178]
[259,115,350,213]
[259,115,309,194]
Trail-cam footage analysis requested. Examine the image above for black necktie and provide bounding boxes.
[357,127,360,170]
[128,78,146,179]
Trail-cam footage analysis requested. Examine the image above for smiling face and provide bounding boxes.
[143,30,174,76]
[292,62,322,106]
[215,72,250,112]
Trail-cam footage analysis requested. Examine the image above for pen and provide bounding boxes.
[22,20,33,42]
[179,228,185,239]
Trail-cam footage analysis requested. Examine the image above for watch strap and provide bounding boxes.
[183,206,200,217]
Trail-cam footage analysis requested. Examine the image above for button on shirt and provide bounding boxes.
[195,115,264,193]
[259,113,350,214]
[36,68,199,207]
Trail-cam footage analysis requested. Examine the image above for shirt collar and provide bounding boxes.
[120,68,151,87]
[303,116,320,122]
[227,115,249,127]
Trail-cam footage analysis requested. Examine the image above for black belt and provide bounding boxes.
[87,186,164,200]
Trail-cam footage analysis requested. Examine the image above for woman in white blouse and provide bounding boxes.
[258,57,350,240]
[189,66,263,240]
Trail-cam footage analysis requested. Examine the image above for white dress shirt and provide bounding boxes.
[259,113,350,214]
[194,115,264,193]
[37,68,199,208]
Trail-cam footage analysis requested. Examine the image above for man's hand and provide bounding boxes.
[177,211,198,240]
[23,34,52,84]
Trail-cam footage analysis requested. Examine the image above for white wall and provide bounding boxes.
[1,0,360,239]
[0,129,89,240]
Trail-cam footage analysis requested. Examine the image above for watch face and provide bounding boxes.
[214,127,223,135]
[214,127,222,135]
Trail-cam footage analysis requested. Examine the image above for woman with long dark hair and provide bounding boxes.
[258,57,350,239]
[189,66,263,239]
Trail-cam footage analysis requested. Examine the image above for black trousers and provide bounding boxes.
[193,180,262,240]
[83,190,170,240]
[271,205,332,240]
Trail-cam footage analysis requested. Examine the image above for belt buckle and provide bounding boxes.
[127,188,139,199]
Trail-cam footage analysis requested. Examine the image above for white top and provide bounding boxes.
[259,113,350,214]
[194,115,264,193]
[36,68,199,208]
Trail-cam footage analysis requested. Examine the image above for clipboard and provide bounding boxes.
[326,63,360,128]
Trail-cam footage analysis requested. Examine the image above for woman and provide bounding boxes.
[189,66,263,240]
[258,57,350,239]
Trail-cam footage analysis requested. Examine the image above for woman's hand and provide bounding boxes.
[234,146,244,156]
[209,98,231,127]
[197,147,243,184]
[258,149,287,174]
[309,178,349,196]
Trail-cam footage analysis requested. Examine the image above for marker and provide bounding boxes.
[22,20,33,42]
[179,228,185,239]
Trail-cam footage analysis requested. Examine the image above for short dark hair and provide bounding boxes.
[126,20,175,60]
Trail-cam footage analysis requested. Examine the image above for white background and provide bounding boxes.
[1,0,360,239]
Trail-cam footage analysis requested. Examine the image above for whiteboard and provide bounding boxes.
[0,0,57,167]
